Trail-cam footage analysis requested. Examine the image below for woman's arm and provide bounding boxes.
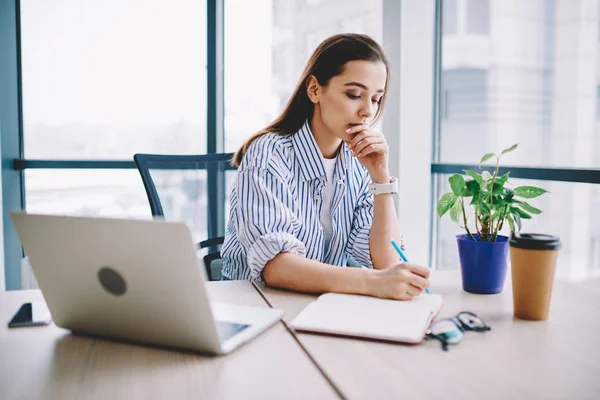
[368,174,402,269]
[346,124,404,270]
[263,252,429,300]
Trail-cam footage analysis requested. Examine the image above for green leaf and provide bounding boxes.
[501,143,518,156]
[482,171,493,181]
[506,214,515,232]
[449,197,462,224]
[495,198,509,207]
[464,170,483,187]
[448,174,466,196]
[512,212,522,231]
[511,207,532,219]
[514,186,549,199]
[492,183,504,195]
[437,192,457,217]
[518,202,542,215]
[488,194,502,208]
[518,210,532,220]
[495,172,510,186]
[479,153,495,165]
[465,180,480,197]
[504,187,515,200]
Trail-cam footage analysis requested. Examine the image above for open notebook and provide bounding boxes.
[289,293,444,344]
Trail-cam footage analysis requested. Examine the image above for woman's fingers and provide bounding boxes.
[347,128,384,150]
[345,124,371,135]
[405,273,429,291]
[406,284,423,297]
[353,137,383,155]
[348,132,373,150]
[405,263,431,279]
[357,143,387,158]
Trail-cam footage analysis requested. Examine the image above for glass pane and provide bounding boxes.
[224,0,383,153]
[146,168,209,242]
[466,0,489,35]
[443,0,458,35]
[25,170,151,218]
[434,174,600,282]
[24,169,237,245]
[21,0,207,159]
[440,0,600,168]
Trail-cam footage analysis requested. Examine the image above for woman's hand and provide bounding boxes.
[367,263,431,300]
[345,124,390,183]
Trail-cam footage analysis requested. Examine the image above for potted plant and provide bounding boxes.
[437,144,548,294]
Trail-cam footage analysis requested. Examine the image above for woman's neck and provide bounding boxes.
[309,112,343,159]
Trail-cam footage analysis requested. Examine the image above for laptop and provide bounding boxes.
[10,212,283,355]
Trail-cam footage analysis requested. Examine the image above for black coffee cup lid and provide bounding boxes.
[509,232,561,250]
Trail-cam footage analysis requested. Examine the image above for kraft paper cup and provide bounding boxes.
[509,232,561,321]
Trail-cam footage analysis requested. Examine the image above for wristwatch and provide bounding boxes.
[368,176,398,195]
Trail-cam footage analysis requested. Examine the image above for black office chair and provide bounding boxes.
[133,153,235,281]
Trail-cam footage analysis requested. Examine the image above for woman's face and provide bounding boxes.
[312,60,387,142]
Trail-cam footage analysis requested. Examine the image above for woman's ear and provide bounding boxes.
[306,75,320,104]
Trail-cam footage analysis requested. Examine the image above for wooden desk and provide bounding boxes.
[0,281,341,400]
[256,270,600,400]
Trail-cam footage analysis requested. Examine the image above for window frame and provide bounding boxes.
[0,0,227,290]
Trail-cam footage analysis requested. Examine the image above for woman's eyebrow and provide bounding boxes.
[344,82,385,93]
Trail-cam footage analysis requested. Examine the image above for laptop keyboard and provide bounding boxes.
[215,321,250,341]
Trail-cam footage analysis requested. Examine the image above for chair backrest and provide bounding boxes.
[133,153,235,280]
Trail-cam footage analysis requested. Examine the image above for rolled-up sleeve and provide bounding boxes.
[347,176,374,268]
[234,165,305,280]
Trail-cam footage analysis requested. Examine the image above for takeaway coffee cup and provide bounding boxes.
[509,232,561,321]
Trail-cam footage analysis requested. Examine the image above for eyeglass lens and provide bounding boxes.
[428,312,490,351]
[457,312,489,331]
[429,320,464,345]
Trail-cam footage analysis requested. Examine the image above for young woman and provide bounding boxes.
[220,33,430,300]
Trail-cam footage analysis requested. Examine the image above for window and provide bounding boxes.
[443,0,458,35]
[22,0,207,160]
[440,68,487,123]
[223,0,383,153]
[443,0,489,36]
[25,170,150,218]
[440,2,598,169]
[436,0,600,278]
[20,0,207,218]
[466,0,489,35]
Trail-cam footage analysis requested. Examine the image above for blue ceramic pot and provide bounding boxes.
[456,234,509,294]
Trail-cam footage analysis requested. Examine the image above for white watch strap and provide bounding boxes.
[368,176,398,195]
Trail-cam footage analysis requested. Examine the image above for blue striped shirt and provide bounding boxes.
[221,121,381,281]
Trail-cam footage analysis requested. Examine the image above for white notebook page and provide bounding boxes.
[290,293,443,343]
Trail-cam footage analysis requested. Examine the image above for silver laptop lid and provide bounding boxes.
[10,212,222,353]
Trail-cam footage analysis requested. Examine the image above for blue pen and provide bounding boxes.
[391,240,431,294]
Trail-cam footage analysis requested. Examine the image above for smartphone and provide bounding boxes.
[7,302,52,328]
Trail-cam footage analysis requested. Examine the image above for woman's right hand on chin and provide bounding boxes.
[367,263,431,300]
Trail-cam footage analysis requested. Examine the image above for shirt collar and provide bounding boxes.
[292,120,352,182]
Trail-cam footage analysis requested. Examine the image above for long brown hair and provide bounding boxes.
[232,33,390,167]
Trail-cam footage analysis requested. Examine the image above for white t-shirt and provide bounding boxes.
[320,157,337,254]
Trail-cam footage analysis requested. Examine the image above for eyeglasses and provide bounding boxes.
[426,311,491,351]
